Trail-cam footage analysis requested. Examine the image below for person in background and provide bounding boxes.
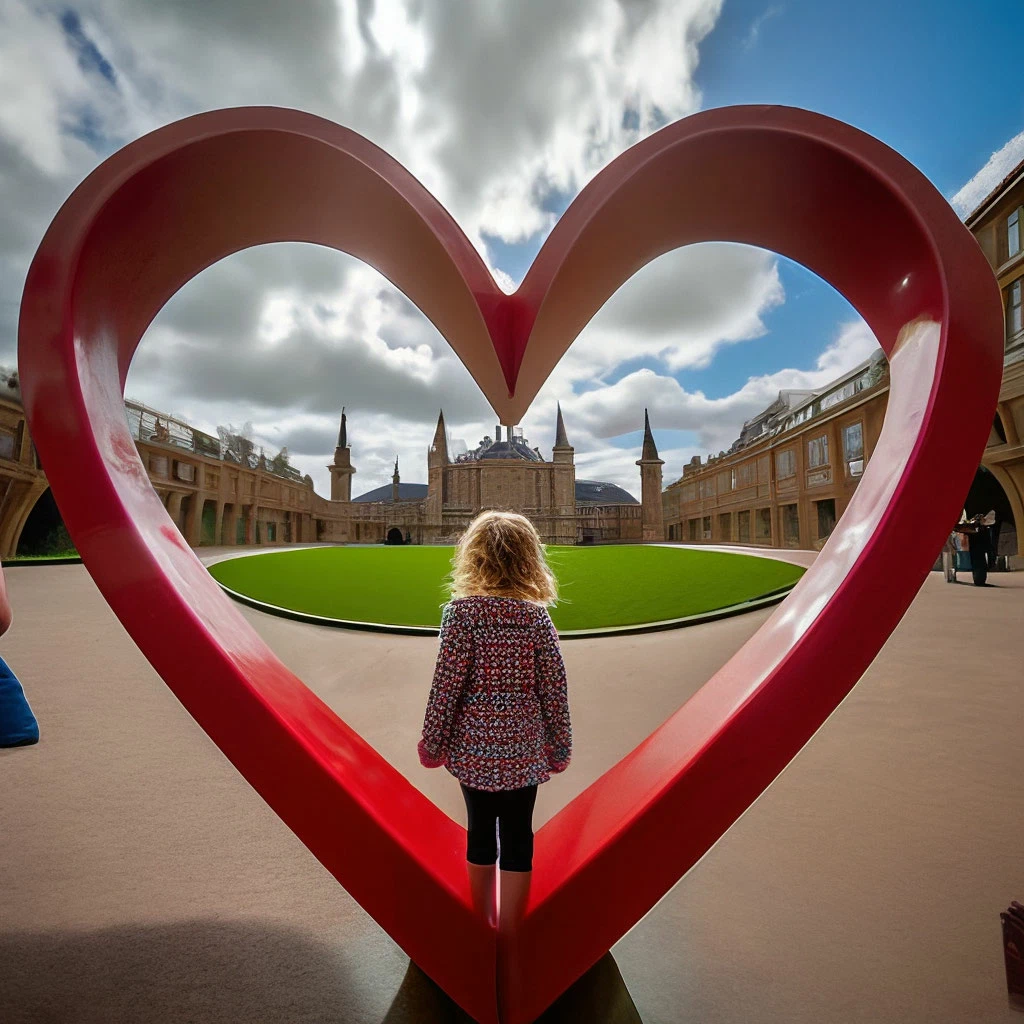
[941,530,958,584]
[0,564,39,748]
[957,512,996,587]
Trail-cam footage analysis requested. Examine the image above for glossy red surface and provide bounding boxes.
[18,106,1002,1024]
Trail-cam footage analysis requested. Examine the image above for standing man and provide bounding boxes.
[958,514,994,587]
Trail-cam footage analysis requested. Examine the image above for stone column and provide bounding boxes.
[222,504,237,545]
[184,492,205,548]
[166,492,185,536]
[214,501,225,547]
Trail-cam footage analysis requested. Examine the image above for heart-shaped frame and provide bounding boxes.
[19,105,1002,1024]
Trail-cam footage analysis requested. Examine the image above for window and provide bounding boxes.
[816,498,837,540]
[842,422,864,460]
[738,509,751,543]
[0,430,16,461]
[150,455,169,477]
[688,518,699,541]
[699,478,716,499]
[1008,280,1023,337]
[775,449,796,479]
[1010,209,1021,259]
[681,482,697,503]
[174,461,195,483]
[842,422,864,476]
[718,512,732,541]
[702,515,712,540]
[781,503,800,548]
[718,470,732,494]
[755,507,772,542]
[733,462,756,488]
[807,434,829,469]
[820,381,855,411]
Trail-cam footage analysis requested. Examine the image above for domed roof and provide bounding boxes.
[574,479,638,505]
[477,438,545,461]
[353,482,429,502]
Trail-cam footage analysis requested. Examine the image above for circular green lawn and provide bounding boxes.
[208,545,804,633]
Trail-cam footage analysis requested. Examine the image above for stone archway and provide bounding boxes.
[14,487,74,557]
[385,527,404,545]
[965,464,1019,560]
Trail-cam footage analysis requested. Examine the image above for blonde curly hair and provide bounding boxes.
[449,510,558,606]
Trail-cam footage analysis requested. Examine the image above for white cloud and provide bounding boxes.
[560,243,785,383]
[527,317,881,492]
[950,128,1024,219]
[2,0,884,502]
[743,5,783,51]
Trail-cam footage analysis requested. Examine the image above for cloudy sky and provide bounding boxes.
[3,0,1023,498]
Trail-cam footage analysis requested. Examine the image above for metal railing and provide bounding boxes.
[125,400,305,483]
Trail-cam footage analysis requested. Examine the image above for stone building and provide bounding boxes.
[328,405,653,546]
[964,156,1024,564]
[663,352,891,552]
[660,157,1024,566]
[0,378,662,555]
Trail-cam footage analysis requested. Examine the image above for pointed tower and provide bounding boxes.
[392,456,401,503]
[428,409,449,469]
[328,406,356,502]
[552,403,573,464]
[636,408,665,542]
[550,402,576,526]
[426,409,448,521]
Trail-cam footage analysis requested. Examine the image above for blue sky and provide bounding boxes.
[2,0,1021,493]
[487,0,1024,405]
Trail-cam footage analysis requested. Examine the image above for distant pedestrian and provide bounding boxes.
[941,531,958,583]
[958,514,994,587]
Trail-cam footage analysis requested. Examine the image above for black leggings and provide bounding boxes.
[460,782,538,872]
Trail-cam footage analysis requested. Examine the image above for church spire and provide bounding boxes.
[329,406,355,501]
[429,408,449,467]
[637,408,664,542]
[641,408,661,463]
[554,402,570,449]
[551,402,574,467]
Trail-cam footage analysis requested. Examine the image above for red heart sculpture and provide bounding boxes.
[18,105,1002,1024]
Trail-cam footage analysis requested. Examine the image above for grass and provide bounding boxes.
[3,551,81,565]
[208,545,804,631]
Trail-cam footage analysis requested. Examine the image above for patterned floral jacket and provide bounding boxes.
[418,596,572,792]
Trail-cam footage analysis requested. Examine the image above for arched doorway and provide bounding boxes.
[964,465,1018,560]
[385,527,404,545]
[16,488,75,557]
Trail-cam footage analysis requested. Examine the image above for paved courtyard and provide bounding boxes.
[1,552,1022,1023]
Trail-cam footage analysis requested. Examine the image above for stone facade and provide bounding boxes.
[325,407,651,546]
[965,159,1024,565]
[0,383,660,556]
[663,354,891,552]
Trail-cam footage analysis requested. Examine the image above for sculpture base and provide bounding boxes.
[384,953,642,1023]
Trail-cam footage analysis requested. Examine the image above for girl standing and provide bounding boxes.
[418,510,572,938]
